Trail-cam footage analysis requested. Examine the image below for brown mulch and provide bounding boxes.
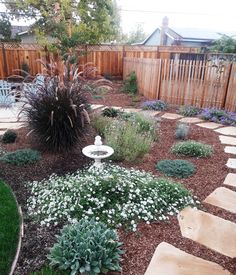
[1,92,236,274]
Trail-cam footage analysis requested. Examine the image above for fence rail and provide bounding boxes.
[123,57,236,111]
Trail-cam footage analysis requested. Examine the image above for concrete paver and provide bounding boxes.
[223,173,236,188]
[215,126,236,136]
[219,135,236,146]
[204,187,236,214]
[161,113,183,120]
[196,122,223,129]
[178,207,236,258]
[145,242,231,275]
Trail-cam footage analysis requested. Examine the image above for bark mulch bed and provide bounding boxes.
[0,97,236,274]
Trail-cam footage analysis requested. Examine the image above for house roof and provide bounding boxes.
[140,26,236,45]
[11,25,30,37]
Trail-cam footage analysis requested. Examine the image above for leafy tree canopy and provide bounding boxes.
[211,35,236,53]
[0,15,12,40]
[4,0,121,54]
[123,24,147,45]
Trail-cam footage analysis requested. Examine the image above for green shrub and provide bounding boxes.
[102,107,120,118]
[27,165,197,230]
[91,115,113,137]
[105,120,154,162]
[2,130,17,144]
[177,105,201,117]
[175,123,189,140]
[171,141,213,157]
[123,71,138,94]
[48,218,123,275]
[0,148,41,165]
[119,112,157,139]
[156,159,195,178]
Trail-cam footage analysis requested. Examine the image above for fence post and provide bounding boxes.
[1,43,8,79]
[222,62,233,109]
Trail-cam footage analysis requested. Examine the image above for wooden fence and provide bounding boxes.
[123,57,236,111]
[0,43,199,79]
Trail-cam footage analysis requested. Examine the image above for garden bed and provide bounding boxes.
[1,88,236,274]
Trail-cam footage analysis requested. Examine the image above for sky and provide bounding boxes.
[1,0,236,36]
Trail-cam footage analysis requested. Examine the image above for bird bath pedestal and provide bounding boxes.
[82,136,114,169]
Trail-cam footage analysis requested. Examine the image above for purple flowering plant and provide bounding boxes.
[141,100,168,111]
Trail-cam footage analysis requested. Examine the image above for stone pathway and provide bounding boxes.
[204,187,236,214]
[144,111,236,274]
[145,242,231,275]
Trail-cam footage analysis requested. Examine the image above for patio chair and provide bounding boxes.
[22,74,46,95]
[0,80,15,107]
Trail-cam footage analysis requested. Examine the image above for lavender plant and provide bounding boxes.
[141,100,168,111]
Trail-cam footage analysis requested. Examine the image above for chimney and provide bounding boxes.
[160,16,169,45]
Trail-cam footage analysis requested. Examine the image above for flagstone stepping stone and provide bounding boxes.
[101,106,123,111]
[223,173,236,188]
[0,122,24,130]
[122,108,142,113]
[161,113,183,120]
[226,158,236,169]
[178,207,236,258]
[224,146,236,154]
[145,242,230,275]
[204,187,236,214]
[219,135,236,146]
[215,126,236,136]
[196,122,223,129]
[139,110,161,117]
[179,117,204,124]
[90,104,104,110]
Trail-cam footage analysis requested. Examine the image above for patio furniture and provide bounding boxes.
[0,80,15,106]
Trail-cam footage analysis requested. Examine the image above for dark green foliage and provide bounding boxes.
[0,148,41,166]
[24,79,89,151]
[171,141,213,157]
[48,218,123,275]
[177,105,201,117]
[211,35,236,53]
[156,159,195,178]
[175,123,189,140]
[21,62,30,77]
[102,107,120,118]
[0,181,19,274]
[2,130,17,144]
[30,266,69,275]
[123,71,138,94]
[0,16,11,40]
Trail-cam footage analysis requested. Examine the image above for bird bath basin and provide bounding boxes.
[82,136,114,169]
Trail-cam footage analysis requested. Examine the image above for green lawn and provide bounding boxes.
[0,180,20,275]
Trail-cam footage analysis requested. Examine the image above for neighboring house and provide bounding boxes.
[137,17,236,48]
[17,30,54,44]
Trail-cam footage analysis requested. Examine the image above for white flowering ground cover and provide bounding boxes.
[27,165,198,231]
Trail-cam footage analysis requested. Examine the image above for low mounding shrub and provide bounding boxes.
[199,108,236,125]
[119,112,157,139]
[177,105,201,117]
[48,218,123,275]
[102,107,120,118]
[2,130,17,144]
[0,148,41,165]
[91,115,113,137]
[175,123,189,140]
[123,71,138,94]
[156,159,195,178]
[141,100,168,111]
[27,165,197,231]
[105,120,154,162]
[171,141,213,157]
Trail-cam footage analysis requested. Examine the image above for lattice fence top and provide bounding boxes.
[0,42,44,50]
